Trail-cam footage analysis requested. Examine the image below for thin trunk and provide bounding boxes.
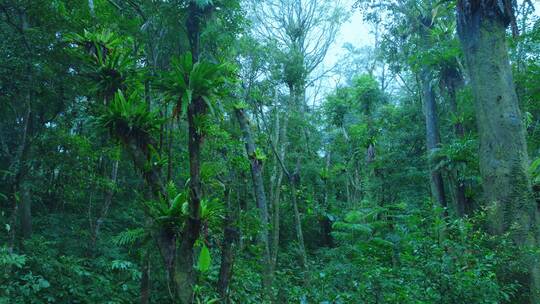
[19,55,33,241]
[271,110,286,270]
[457,3,540,302]
[140,250,151,304]
[323,150,331,207]
[167,119,173,181]
[234,108,273,296]
[271,166,283,268]
[92,159,119,248]
[291,158,308,281]
[218,188,238,302]
[321,150,333,247]
[288,84,309,277]
[10,103,32,249]
[20,181,31,239]
[175,98,203,303]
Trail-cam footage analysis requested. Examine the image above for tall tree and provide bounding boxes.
[457,1,540,302]
[419,16,447,210]
[234,106,273,297]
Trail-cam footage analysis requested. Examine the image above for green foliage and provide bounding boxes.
[197,243,212,273]
[307,203,519,304]
[68,29,135,100]
[3,0,540,303]
[0,237,142,303]
[530,157,540,185]
[142,185,187,229]
[200,198,225,225]
[97,91,163,145]
[162,52,234,118]
[0,247,26,270]
[113,228,147,247]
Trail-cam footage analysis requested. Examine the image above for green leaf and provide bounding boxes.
[530,157,540,175]
[254,148,267,161]
[113,228,146,246]
[197,244,211,272]
[371,237,394,248]
[181,94,189,117]
[202,95,215,116]
[185,89,193,104]
[38,278,50,289]
[233,101,248,110]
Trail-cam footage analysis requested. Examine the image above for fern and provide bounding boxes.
[97,91,163,145]
[67,29,135,100]
[161,52,234,118]
[113,228,146,246]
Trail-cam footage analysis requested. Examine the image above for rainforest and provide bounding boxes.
[2,0,540,303]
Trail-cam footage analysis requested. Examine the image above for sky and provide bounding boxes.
[326,0,540,68]
[325,2,372,69]
[312,1,373,100]
[318,0,540,96]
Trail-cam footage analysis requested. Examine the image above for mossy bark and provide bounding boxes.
[458,3,540,302]
[235,108,273,298]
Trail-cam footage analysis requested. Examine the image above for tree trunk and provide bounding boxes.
[123,137,177,301]
[321,150,333,247]
[10,103,33,247]
[174,4,210,302]
[270,110,287,270]
[91,159,119,249]
[218,188,238,302]
[457,3,540,302]
[140,250,151,304]
[420,69,447,209]
[175,97,204,304]
[287,84,309,277]
[235,107,273,296]
[290,166,308,272]
[20,181,32,239]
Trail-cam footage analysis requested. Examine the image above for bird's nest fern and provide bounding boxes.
[67,29,135,101]
[97,91,163,148]
[143,181,225,230]
[160,52,235,118]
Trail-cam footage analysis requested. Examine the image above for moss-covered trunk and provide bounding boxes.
[235,107,273,297]
[457,2,540,302]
